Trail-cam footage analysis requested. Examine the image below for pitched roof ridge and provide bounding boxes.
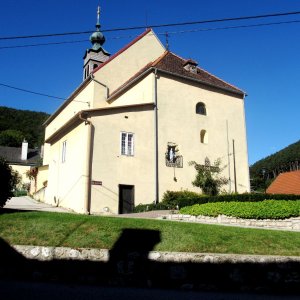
[168,51,187,61]
[92,28,152,74]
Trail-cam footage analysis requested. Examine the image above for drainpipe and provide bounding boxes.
[79,112,92,214]
[154,69,159,204]
[90,73,109,99]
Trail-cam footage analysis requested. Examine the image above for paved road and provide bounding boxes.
[4,196,72,213]
[3,196,171,217]
[1,280,298,300]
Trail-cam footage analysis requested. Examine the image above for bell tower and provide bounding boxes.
[83,6,110,80]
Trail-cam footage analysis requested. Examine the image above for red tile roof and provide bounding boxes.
[154,52,244,95]
[266,170,300,195]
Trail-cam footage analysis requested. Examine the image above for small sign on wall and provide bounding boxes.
[91,180,102,186]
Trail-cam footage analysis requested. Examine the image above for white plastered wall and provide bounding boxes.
[45,82,95,140]
[90,107,155,214]
[108,74,153,107]
[44,122,89,213]
[156,75,250,196]
[93,30,165,99]
[10,164,31,185]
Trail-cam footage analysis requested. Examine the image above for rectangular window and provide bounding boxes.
[120,132,134,156]
[62,140,67,163]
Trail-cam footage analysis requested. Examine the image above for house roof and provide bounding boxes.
[266,170,300,195]
[155,52,244,95]
[108,51,245,101]
[45,29,244,128]
[0,146,40,166]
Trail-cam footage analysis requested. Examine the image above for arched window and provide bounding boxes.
[196,102,207,115]
[86,65,90,78]
[93,64,98,70]
[200,130,208,144]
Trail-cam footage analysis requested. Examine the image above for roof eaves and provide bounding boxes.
[45,103,155,144]
[45,112,83,144]
[43,77,92,127]
[168,51,245,95]
[156,68,245,97]
[107,67,154,102]
[85,102,155,114]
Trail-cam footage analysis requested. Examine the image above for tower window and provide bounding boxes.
[200,130,208,144]
[196,102,207,115]
[93,64,98,70]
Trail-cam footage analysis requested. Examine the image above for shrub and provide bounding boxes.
[189,159,228,196]
[180,200,300,219]
[162,190,204,208]
[13,190,28,197]
[0,158,21,207]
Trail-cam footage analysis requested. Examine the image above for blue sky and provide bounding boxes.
[0,0,299,164]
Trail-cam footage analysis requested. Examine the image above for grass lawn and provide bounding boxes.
[0,210,300,256]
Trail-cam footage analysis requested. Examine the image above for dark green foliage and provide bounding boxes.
[180,200,300,219]
[250,140,300,191]
[162,190,205,208]
[134,190,300,212]
[0,158,21,207]
[0,129,25,147]
[0,106,49,148]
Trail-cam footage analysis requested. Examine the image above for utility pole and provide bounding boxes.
[233,139,237,193]
[226,120,231,193]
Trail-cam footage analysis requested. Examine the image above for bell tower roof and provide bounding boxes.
[90,6,105,51]
[83,5,110,80]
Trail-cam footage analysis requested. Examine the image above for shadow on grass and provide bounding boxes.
[0,228,300,294]
[0,208,36,215]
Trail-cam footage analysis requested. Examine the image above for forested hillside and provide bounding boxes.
[0,106,49,148]
[250,140,300,191]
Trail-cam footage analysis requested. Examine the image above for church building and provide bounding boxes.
[40,7,250,214]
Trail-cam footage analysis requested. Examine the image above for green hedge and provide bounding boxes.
[162,191,300,208]
[180,200,300,219]
[134,190,300,213]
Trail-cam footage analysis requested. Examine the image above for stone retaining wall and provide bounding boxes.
[1,244,299,293]
[13,245,300,263]
[164,214,300,231]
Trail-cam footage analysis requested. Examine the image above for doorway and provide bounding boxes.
[119,185,134,214]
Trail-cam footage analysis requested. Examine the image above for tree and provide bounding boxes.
[0,129,24,147]
[0,158,21,207]
[189,158,228,196]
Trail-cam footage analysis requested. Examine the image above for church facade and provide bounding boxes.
[41,9,250,214]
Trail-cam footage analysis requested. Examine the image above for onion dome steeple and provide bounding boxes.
[83,5,110,80]
[90,6,105,51]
